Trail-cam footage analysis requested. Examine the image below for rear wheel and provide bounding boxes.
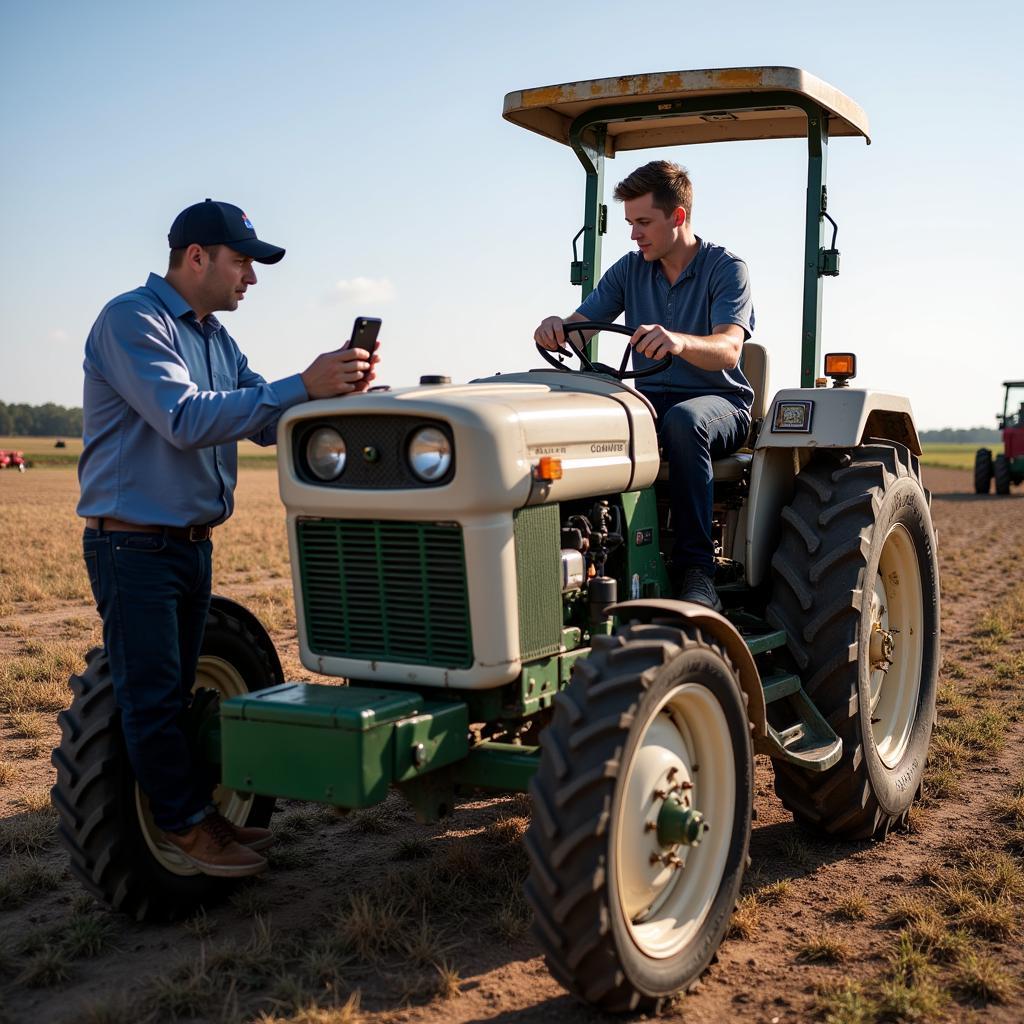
[525,623,752,1013]
[994,453,1011,495]
[51,603,280,920]
[766,444,940,839]
[974,448,993,494]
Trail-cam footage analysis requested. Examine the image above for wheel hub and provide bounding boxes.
[656,795,705,849]
[869,620,896,671]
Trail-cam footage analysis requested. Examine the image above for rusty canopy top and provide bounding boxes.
[503,66,871,152]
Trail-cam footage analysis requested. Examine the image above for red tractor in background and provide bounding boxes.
[0,449,28,472]
[975,380,1024,495]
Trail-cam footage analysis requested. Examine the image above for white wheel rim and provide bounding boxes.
[868,523,924,768]
[137,655,256,877]
[613,683,735,959]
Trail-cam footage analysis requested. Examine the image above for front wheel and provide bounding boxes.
[51,602,281,920]
[524,623,753,1013]
[974,448,993,494]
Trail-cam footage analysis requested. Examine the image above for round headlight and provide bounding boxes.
[306,427,347,480]
[408,427,452,482]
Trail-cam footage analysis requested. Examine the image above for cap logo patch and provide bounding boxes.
[242,213,254,229]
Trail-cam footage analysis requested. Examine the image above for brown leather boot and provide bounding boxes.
[208,811,275,852]
[162,814,267,877]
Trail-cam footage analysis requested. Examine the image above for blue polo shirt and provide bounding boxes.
[577,238,755,409]
[77,273,309,527]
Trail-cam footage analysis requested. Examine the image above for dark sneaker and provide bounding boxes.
[162,814,268,877]
[208,811,275,852]
[675,566,723,612]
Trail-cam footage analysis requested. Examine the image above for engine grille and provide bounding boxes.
[297,518,472,669]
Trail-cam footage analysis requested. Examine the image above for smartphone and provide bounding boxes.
[345,316,382,357]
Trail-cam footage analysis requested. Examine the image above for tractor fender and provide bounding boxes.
[754,387,922,455]
[208,595,285,686]
[736,389,922,588]
[607,598,767,740]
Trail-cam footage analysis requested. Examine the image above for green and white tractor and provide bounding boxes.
[54,67,940,1012]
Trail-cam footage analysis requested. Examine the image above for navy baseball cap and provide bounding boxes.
[168,199,286,264]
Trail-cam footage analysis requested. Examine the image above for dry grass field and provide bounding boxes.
[1,464,1022,1024]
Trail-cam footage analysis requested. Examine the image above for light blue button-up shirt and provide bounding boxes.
[577,238,755,410]
[77,273,308,526]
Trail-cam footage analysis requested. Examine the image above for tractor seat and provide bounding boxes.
[656,341,769,482]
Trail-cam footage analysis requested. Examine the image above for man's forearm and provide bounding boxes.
[675,332,743,371]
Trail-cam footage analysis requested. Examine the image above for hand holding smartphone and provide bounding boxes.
[343,316,381,357]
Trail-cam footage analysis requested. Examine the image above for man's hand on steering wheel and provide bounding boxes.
[631,323,686,361]
[534,321,673,381]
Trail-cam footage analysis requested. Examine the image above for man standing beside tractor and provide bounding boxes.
[535,160,753,611]
[76,200,376,877]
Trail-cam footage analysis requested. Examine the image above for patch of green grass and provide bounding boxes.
[0,856,63,909]
[0,809,57,854]
[814,980,876,1024]
[144,955,218,1019]
[18,946,73,988]
[333,891,407,960]
[181,908,216,939]
[393,836,433,861]
[347,803,392,834]
[726,893,761,940]
[229,881,273,916]
[0,756,17,786]
[62,912,118,959]
[252,991,361,1024]
[779,830,817,869]
[8,710,49,739]
[755,878,792,906]
[829,894,870,921]
[796,932,850,963]
[950,950,1017,1003]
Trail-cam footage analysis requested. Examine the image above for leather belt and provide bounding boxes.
[85,516,213,542]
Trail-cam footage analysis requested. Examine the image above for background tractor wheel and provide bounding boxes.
[994,453,1011,495]
[524,622,752,1013]
[51,603,280,920]
[766,443,940,840]
[973,447,993,494]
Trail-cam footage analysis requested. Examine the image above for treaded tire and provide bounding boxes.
[994,453,1011,495]
[524,622,753,1013]
[51,603,279,920]
[765,443,940,840]
[974,448,993,494]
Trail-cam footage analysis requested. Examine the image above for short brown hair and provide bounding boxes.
[168,244,221,270]
[613,161,693,219]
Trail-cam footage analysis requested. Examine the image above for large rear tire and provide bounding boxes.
[525,623,752,1013]
[994,453,1011,495]
[766,444,940,840]
[51,603,281,920]
[974,448,993,494]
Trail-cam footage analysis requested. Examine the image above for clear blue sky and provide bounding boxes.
[1,0,1021,429]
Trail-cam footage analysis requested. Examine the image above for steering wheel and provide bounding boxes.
[534,321,673,381]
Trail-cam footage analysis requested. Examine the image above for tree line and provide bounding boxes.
[0,401,82,437]
[0,399,1004,444]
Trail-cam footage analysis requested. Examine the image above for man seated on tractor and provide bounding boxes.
[535,160,754,611]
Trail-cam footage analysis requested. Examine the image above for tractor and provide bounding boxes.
[974,379,1024,494]
[0,449,28,471]
[54,67,940,1013]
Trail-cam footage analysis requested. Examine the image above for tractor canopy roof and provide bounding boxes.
[1003,380,1024,388]
[503,66,870,153]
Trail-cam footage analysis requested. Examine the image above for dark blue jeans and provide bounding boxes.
[642,392,751,576]
[82,528,213,832]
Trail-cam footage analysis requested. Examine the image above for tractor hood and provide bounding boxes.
[277,370,660,518]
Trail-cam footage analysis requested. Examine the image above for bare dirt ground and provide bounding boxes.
[1,466,1022,1024]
